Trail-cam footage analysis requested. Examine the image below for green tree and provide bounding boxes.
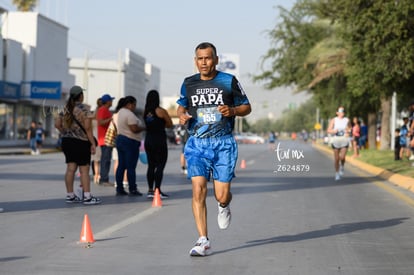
[254,1,354,140]
[323,0,414,149]
[250,118,275,134]
[256,0,414,149]
[252,98,318,134]
[254,3,330,91]
[12,0,37,11]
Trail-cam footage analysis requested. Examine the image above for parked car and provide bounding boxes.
[234,133,265,144]
[217,60,236,71]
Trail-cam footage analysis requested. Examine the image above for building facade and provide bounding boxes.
[69,50,160,114]
[0,10,160,146]
[0,11,72,146]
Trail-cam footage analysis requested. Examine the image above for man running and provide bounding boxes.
[177,42,251,256]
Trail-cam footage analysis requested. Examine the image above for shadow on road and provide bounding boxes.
[213,217,409,255]
[0,256,30,263]
[232,174,377,195]
[0,171,380,213]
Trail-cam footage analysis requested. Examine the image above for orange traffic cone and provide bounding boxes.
[79,214,95,243]
[240,159,246,169]
[152,188,162,207]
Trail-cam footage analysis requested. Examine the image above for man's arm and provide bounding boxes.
[97,108,112,126]
[217,104,251,117]
[233,104,251,117]
[177,105,192,125]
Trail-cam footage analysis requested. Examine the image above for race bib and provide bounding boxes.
[197,107,222,125]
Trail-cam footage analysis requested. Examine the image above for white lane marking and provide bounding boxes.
[94,207,161,239]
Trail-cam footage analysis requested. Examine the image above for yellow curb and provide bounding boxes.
[313,143,414,192]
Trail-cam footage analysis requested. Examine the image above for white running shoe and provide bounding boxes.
[335,172,341,181]
[218,203,231,229]
[339,165,344,176]
[83,195,101,205]
[189,237,211,256]
[409,155,414,161]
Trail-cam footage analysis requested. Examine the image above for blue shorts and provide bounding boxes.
[184,135,238,183]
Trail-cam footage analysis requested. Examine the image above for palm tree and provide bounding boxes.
[12,0,37,12]
[300,18,347,89]
[305,37,348,89]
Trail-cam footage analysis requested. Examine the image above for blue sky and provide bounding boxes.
[0,0,310,121]
[0,0,292,90]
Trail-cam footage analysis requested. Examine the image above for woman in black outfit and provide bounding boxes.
[144,90,173,198]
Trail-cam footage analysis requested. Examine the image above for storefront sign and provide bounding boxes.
[30,81,61,99]
[0,81,20,99]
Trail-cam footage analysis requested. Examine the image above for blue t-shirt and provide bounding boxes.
[35,127,44,141]
[400,125,408,145]
[176,71,250,138]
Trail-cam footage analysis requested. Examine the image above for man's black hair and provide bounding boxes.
[195,42,217,57]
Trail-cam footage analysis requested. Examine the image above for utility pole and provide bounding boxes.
[315,107,320,139]
[117,49,123,99]
[83,50,89,94]
[391,92,396,149]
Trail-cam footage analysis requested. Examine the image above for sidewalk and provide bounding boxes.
[313,142,414,193]
[0,146,60,155]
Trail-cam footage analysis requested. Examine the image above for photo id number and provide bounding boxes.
[273,164,310,173]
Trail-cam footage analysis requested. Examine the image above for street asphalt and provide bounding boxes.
[1,141,414,274]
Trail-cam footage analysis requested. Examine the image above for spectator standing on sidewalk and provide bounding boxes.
[54,85,101,205]
[97,94,115,186]
[177,42,251,256]
[143,90,173,199]
[92,98,103,184]
[394,128,401,161]
[115,96,146,196]
[399,117,410,160]
[327,106,351,181]
[351,117,360,157]
[408,102,414,160]
[27,121,37,155]
[359,120,368,149]
[111,97,129,189]
[35,122,45,154]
